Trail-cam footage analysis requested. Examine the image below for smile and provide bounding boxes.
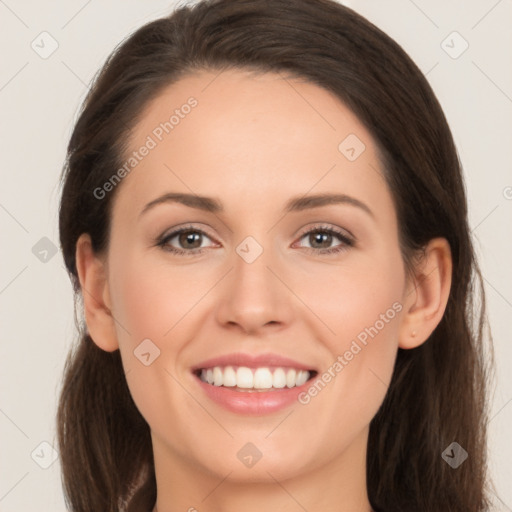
[195,365,316,391]
[191,352,318,414]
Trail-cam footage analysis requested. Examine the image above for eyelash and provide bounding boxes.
[155,224,355,257]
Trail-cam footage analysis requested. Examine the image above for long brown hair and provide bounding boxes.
[57,0,495,510]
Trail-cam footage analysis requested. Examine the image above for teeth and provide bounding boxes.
[286,368,296,388]
[253,368,273,389]
[296,370,309,386]
[213,367,223,386]
[236,367,254,388]
[199,366,311,390]
[272,368,286,389]
[223,366,237,387]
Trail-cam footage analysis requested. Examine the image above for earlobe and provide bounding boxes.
[75,233,119,352]
[398,238,452,349]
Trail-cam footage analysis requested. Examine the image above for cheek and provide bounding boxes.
[108,251,208,344]
[107,253,203,442]
[335,260,404,381]
[294,247,404,409]
[291,245,404,350]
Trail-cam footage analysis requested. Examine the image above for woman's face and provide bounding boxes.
[100,69,411,484]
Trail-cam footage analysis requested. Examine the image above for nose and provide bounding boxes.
[215,239,294,335]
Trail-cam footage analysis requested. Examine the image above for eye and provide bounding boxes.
[155,223,355,257]
[294,225,354,255]
[155,226,217,256]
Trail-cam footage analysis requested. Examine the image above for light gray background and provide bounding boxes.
[0,0,511,510]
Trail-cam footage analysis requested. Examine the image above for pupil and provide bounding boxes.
[180,231,201,248]
[311,232,331,248]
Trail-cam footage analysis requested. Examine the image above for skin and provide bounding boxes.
[76,69,452,512]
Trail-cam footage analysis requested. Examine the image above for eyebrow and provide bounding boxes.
[139,192,374,219]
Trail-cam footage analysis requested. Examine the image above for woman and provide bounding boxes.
[57,0,495,510]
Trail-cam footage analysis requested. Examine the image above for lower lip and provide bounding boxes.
[194,374,313,415]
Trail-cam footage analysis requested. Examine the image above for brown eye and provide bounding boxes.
[295,225,354,255]
[308,231,334,249]
[157,226,217,255]
[177,230,203,249]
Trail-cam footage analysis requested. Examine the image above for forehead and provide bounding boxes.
[112,68,389,219]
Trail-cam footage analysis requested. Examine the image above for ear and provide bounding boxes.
[398,237,452,349]
[75,233,119,352]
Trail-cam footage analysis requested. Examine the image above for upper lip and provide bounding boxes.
[191,352,317,373]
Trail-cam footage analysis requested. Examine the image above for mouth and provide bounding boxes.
[193,366,318,392]
[190,352,319,414]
